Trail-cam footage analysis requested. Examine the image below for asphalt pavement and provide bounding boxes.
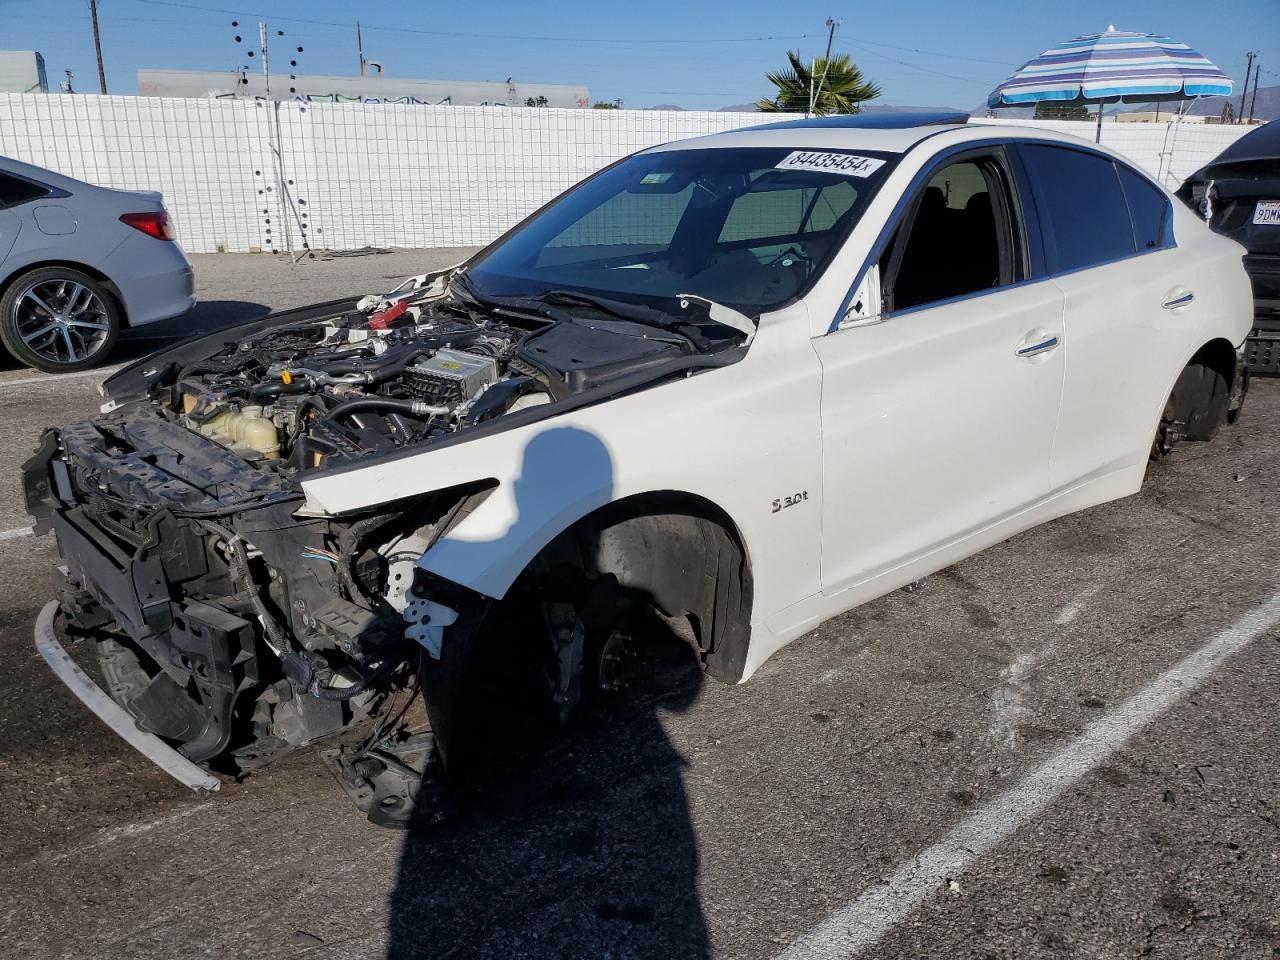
[0,250,1275,960]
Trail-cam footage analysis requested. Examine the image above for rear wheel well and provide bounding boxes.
[534,491,754,684]
[0,260,127,325]
[1192,338,1237,395]
[1155,338,1238,456]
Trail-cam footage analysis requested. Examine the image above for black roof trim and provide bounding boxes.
[743,111,970,132]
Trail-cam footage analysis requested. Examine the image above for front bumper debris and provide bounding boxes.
[33,601,222,793]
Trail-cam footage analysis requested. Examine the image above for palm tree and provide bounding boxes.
[756,50,882,115]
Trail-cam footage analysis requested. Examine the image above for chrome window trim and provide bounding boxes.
[824,136,1179,335]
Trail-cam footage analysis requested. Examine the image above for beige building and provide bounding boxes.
[137,69,588,108]
[1116,110,1209,124]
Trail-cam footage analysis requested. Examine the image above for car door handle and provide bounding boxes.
[1015,335,1060,358]
[1162,289,1195,309]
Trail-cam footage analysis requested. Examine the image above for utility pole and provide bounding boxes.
[1248,62,1260,123]
[1239,51,1255,123]
[357,21,367,76]
[258,20,295,257]
[259,21,271,96]
[808,18,840,117]
[89,0,107,94]
[60,69,75,94]
[807,57,815,118]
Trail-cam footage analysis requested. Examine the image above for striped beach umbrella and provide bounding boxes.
[988,27,1233,139]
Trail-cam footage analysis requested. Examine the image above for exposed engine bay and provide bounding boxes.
[137,274,717,472]
[24,268,752,826]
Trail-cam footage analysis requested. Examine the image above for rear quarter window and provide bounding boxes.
[1019,144,1136,273]
[0,172,51,209]
[1116,164,1171,251]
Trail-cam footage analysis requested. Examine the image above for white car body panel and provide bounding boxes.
[814,277,1065,596]
[298,121,1254,682]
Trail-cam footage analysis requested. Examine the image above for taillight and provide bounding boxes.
[120,211,174,241]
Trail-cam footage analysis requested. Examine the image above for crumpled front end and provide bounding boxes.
[22,407,490,823]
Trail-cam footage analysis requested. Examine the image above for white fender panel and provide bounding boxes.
[417,426,619,597]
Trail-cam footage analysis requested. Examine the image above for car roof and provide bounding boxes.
[0,154,95,194]
[0,154,165,206]
[748,110,970,131]
[646,116,1114,158]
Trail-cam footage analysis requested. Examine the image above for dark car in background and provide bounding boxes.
[1178,120,1280,374]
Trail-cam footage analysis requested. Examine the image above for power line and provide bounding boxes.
[846,36,1012,67]
[837,41,999,88]
[126,0,819,45]
[9,12,781,65]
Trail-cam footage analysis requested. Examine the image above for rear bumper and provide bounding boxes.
[1244,254,1280,320]
[104,231,196,328]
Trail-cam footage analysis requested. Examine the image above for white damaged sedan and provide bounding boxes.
[25,112,1252,823]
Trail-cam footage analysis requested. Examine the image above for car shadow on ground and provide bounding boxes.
[386,425,710,959]
[112,299,270,365]
[0,299,270,373]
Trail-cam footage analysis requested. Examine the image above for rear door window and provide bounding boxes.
[1019,144,1136,273]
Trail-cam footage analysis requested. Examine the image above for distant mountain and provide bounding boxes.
[861,103,968,114]
[642,102,756,111]
[643,101,971,114]
[970,103,1034,119]
[713,101,966,115]
[1164,84,1278,122]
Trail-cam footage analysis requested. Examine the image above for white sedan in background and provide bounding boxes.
[0,156,194,372]
[26,112,1252,822]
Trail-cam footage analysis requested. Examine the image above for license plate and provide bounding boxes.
[1255,201,1280,225]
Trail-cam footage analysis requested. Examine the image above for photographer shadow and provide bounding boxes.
[386,426,710,959]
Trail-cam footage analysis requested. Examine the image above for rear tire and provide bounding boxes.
[0,266,120,373]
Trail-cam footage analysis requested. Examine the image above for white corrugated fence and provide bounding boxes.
[0,94,1252,255]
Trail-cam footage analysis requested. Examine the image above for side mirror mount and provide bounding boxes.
[838,264,884,330]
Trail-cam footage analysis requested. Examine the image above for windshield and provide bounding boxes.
[465,146,896,317]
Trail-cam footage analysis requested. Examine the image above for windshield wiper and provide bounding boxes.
[539,289,761,349]
[446,274,579,326]
[534,290,673,326]
[673,293,756,343]
[448,270,492,306]
[449,280,751,348]
[528,289,708,348]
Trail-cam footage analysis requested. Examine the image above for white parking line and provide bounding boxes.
[775,591,1280,960]
[0,363,123,389]
[43,802,215,864]
[1053,582,1103,626]
[0,526,34,541]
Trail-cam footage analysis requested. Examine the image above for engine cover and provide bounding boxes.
[403,348,499,406]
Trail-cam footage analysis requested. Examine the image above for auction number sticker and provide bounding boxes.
[775,151,886,178]
[1254,201,1280,225]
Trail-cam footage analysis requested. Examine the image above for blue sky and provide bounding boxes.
[3,0,1277,109]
